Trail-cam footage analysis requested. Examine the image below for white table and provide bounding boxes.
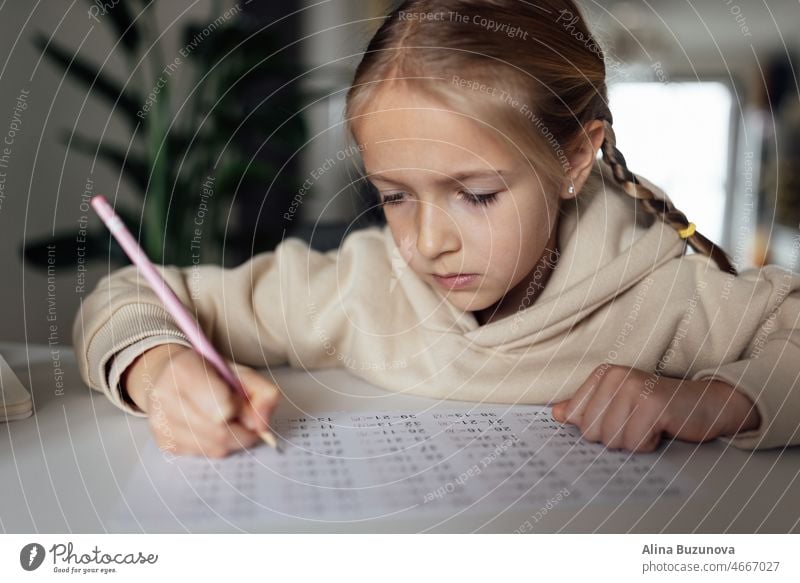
[1,343,798,533]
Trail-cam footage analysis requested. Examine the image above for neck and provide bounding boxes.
[473,221,560,327]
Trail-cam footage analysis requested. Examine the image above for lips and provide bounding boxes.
[432,273,479,290]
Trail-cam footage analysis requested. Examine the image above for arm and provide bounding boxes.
[72,229,386,416]
[690,265,800,450]
[551,263,800,453]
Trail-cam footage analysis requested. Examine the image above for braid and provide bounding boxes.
[598,118,737,276]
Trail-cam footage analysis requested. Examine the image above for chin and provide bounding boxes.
[441,291,499,313]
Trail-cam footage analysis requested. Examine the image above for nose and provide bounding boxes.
[415,200,460,260]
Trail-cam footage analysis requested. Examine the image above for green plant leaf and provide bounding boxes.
[83,0,140,53]
[61,130,148,193]
[141,73,172,263]
[33,34,142,126]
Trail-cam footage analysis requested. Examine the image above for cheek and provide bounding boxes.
[485,230,529,278]
[482,194,553,277]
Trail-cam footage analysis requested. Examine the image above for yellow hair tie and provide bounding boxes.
[677,222,696,239]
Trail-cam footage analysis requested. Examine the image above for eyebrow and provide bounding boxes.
[368,169,512,187]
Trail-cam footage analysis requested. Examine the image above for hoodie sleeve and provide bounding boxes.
[71,232,378,416]
[690,264,800,450]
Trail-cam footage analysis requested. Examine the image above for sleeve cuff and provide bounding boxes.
[86,303,192,417]
[691,338,800,450]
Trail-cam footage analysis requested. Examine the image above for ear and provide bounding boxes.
[559,119,606,200]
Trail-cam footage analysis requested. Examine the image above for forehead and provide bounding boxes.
[352,85,518,176]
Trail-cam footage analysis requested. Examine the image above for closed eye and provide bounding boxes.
[458,191,500,207]
[378,192,406,207]
[378,191,501,208]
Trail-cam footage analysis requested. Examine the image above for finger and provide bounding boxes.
[563,365,610,425]
[154,378,243,452]
[578,380,619,443]
[220,420,262,452]
[630,429,662,453]
[178,362,239,424]
[234,367,282,432]
[149,403,227,458]
[145,371,255,458]
[622,401,664,453]
[551,400,568,422]
[602,394,637,450]
[169,415,260,458]
[189,418,262,455]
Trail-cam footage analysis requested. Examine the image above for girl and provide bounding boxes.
[73,0,799,458]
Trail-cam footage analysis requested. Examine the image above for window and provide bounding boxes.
[607,81,734,246]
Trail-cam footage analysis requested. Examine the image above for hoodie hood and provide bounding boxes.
[383,161,688,349]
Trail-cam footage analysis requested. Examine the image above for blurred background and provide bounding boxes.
[0,0,798,345]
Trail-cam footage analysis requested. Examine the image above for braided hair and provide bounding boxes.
[599,116,737,275]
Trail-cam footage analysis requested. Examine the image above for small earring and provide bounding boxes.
[567,184,575,195]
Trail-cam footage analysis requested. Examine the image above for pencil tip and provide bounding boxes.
[258,429,281,452]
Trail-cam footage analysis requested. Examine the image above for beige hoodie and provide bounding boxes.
[72,163,800,450]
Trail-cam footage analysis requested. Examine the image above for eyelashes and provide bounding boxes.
[378,191,501,208]
[378,193,405,207]
[460,191,500,207]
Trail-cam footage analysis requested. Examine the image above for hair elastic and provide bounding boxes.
[677,222,696,239]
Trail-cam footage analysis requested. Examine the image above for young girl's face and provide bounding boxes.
[354,87,563,319]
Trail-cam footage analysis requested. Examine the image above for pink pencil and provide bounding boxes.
[91,195,280,452]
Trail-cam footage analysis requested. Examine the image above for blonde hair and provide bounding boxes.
[344,0,737,275]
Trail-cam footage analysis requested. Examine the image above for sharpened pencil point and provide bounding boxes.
[258,428,282,453]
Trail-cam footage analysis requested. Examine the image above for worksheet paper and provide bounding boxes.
[111,406,693,530]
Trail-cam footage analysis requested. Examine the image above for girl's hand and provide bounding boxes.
[550,364,761,452]
[123,344,281,458]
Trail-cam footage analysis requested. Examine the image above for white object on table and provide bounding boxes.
[0,353,32,422]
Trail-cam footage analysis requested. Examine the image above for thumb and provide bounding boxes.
[551,400,568,422]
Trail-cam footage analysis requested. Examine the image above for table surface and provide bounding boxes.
[1,343,798,533]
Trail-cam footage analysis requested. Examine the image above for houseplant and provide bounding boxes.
[24,0,309,268]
